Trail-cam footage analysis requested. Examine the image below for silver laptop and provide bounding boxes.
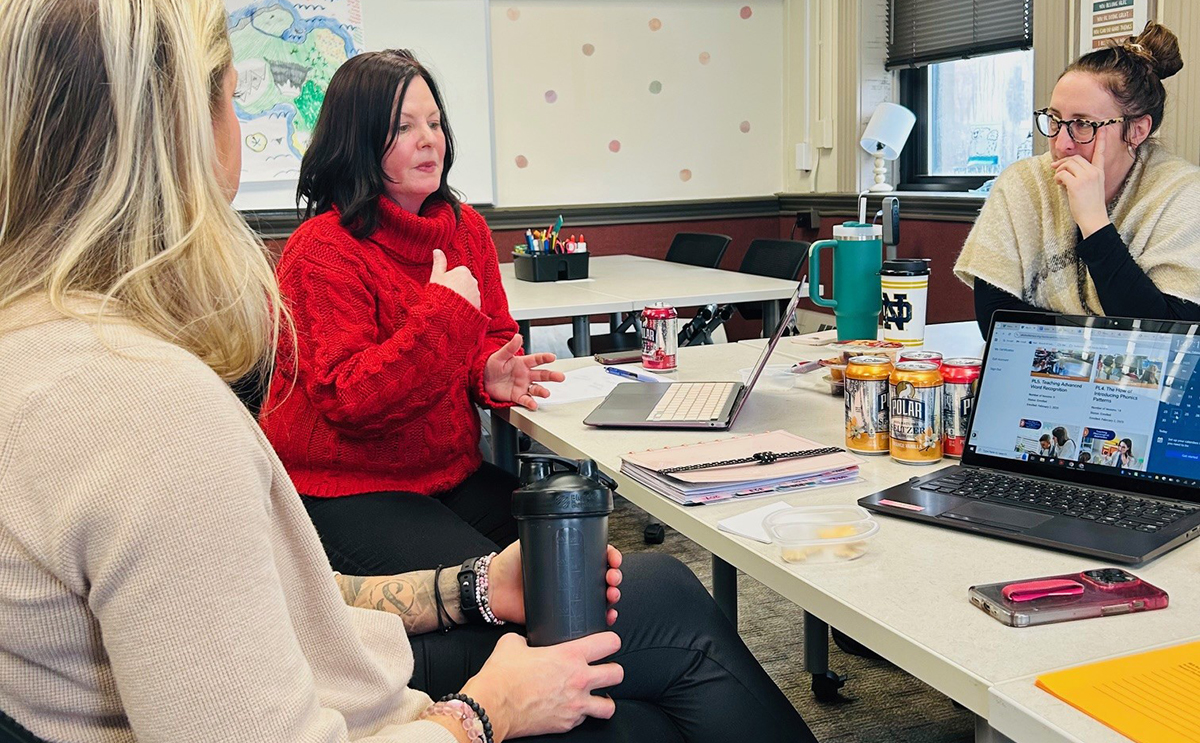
[583,287,801,429]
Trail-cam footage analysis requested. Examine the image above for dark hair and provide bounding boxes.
[1052,427,1069,445]
[297,49,460,238]
[1064,22,1183,142]
[1120,438,1134,456]
[1079,452,1092,462]
[1039,434,1052,443]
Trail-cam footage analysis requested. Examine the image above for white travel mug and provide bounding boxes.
[880,259,930,347]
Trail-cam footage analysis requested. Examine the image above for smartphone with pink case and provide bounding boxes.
[968,568,1168,628]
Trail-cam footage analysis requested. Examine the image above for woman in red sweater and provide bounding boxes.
[260,50,563,575]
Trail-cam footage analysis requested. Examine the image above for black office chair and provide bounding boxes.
[567,233,734,356]
[663,232,732,268]
[735,238,810,334]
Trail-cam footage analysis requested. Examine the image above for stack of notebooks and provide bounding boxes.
[620,430,862,506]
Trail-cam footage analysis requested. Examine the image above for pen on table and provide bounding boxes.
[605,366,659,383]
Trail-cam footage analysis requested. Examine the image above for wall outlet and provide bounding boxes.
[816,118,834,148]
[795,142,815,171]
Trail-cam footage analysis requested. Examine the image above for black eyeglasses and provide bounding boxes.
[1034,109,1126,145]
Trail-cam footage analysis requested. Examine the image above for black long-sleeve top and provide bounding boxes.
[974,224,1200,337]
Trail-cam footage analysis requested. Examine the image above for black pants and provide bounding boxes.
[409,553,817,743]
[301,462,520,574]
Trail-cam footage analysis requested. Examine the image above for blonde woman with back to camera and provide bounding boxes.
[956,22,1200,337]
[0,2,816,741]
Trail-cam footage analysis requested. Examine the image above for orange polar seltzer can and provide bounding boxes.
[889,361,944,465]
[844,356,893,455]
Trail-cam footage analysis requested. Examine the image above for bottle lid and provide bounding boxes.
[512,472,614,518]
[881,258,930,276]
[832,222,883,239]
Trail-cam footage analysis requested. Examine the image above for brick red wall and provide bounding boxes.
[264,212,975,341]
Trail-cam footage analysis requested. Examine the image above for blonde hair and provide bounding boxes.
[0,0,282,381]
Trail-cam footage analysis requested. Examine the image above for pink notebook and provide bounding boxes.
[622,430,862,484]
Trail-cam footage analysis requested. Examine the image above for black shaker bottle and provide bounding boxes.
[512,454,616,646]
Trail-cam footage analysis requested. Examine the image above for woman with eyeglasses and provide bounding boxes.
[955,22,1200,337]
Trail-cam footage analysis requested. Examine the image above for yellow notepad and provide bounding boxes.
[1036,640,1200,743]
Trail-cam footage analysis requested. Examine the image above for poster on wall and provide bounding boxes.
[1079,0,1156,56]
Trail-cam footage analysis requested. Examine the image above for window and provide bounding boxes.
[887,0,1034,191]
[899,49,1034,190]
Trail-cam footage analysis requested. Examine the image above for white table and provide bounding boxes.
[499,255,802,355]
[490,335,1200,743]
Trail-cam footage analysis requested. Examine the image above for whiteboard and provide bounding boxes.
[232,0,496,212]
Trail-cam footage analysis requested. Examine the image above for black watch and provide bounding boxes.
[457,557,483,623]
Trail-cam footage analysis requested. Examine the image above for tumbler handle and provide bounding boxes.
[808,240,837,309]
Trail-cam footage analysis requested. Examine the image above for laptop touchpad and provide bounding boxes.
[939,502,1053,532]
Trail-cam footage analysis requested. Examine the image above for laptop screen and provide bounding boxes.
[964,313,1200,500]
[728,286,804,420]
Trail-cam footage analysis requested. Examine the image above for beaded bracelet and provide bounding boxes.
[439,693,494,743]
[420,699,485,743]
[474,552,505,626]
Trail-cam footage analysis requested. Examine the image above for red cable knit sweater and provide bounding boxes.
[260,197,518,497]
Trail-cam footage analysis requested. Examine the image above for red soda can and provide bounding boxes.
[941,357,982,457]
[641,302,678,372]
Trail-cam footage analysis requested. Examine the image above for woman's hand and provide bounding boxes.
[483,334,566,410]
[1052,134,1111,239]
[488,541,623,626]
[461,632,623,741]
[429,248,481,309]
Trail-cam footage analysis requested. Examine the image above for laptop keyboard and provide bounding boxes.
[921,469,1199,534]
[648,382,736,421]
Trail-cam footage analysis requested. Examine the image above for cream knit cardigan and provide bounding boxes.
[954,142,1200,314]
[0,297,454,743]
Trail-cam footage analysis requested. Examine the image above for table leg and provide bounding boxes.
[805,612,847,702]
[517,320,531,343]
[711,555,737,628]
[608,313,622,331]
[571,316,591,356]
[490,413,519,475]
[974,716,1016,743]
[762,300,781,338]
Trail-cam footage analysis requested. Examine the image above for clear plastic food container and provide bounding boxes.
[739,364,801,391]
[764,505,879,564]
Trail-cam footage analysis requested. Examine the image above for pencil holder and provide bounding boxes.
[512,250,589,282]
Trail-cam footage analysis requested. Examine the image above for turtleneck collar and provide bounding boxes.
[367,196,459,263]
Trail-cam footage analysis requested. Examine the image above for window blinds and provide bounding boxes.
[886,0,1033,70]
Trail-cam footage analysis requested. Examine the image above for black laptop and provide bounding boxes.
[860,310,1200,564]
[583,286,801,429]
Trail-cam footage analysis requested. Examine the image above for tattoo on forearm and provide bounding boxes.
[333,569,466,635]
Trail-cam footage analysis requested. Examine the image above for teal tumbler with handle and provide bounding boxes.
[808,222,884,341]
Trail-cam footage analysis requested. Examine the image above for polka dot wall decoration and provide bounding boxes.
[679,169,692,182]
[544,90,557,104]
[506,7,519,21]
[740,121,751,133]
[582,43,595,56]
[699,52,711,65]
[515,155,528,168]
[609,140,621,153]
[649,18,662,31]
[648,80,662,94]
[740,6,753,19]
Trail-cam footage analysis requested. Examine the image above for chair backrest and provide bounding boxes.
[664,232,732,269]
[737,238,810,281]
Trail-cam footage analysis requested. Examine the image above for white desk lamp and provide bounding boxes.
[860,102,916,192]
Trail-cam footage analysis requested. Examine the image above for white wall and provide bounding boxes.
[490,0,785,206]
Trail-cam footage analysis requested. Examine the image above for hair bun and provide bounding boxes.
[1133,21,1184,80]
